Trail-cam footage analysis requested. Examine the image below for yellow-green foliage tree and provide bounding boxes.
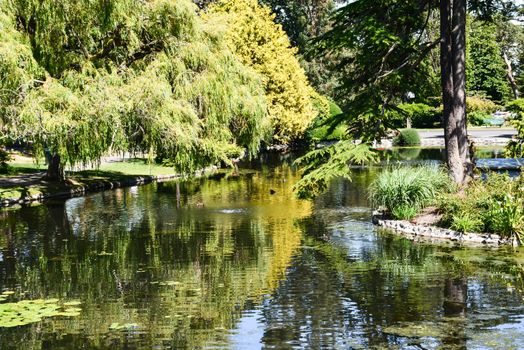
[208,0,322,143]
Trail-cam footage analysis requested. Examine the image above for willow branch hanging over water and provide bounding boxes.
[1,0,270,176]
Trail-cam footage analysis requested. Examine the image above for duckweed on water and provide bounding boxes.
[382,322,444,338]
[0,299,82,328]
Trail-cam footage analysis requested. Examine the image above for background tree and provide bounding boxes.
[208,0,325,144]
[467,19,512,102]
[495,16,524,100]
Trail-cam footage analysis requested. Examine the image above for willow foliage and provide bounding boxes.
[208,0,320,143]
[0,6,41,125]
[2,0,269,174]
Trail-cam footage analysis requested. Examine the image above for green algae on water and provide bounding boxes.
[0,299,82,327]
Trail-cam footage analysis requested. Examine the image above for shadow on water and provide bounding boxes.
[0,150,523,349]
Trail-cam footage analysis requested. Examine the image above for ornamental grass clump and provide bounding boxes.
[369,165,451,219]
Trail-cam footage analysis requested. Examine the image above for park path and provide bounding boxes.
[0,172,46,188]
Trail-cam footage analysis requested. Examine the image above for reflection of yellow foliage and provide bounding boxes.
[265,220,303,291]
[208,0,319,143]
[6,163,312,349]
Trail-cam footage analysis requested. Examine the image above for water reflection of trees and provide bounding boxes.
[0,162,311,349]
[260,214,524,349]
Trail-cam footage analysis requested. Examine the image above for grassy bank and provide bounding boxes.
[0,156,182,206]
[370,165,524,244]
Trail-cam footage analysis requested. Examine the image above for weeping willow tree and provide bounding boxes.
[1,0,269,180]
[207,0,326,144]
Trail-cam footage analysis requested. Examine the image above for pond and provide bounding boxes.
[1,151,523,349]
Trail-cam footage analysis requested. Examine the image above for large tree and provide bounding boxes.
[1,0,270,180]
[441,0,470,184]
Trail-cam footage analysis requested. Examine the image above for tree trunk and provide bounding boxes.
[452,0,471,182]
[502,51,519,100]
[441,0,460,182]
[45,153,65,182]
[440,0,471,184]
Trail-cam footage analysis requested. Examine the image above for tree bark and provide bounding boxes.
[440,0,471,184]
[452,0,471,182]
[45,153,65,182]
[502,51,519,100]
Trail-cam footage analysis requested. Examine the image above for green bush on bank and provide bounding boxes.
[393,129,421,146]
[468,111,492,126]
[438,173,524,242]
[369,166,451,219]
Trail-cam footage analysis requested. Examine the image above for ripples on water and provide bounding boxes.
[0,150,523,349]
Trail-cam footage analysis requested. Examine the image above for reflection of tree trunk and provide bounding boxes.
[176,181,181,208]
[442,277,468,349]
[503,51,519,100]
[45,153,65,182]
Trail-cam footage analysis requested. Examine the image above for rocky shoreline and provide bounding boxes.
[372,211,514,246]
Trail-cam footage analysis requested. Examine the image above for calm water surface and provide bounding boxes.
[1,151,523,349]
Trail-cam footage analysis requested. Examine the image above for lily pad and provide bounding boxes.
[0,299,82,328]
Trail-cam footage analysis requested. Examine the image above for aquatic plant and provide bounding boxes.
[0,298,81,328]
[369,165,451,216]
[487,194,524,243]
[391,205,419,221]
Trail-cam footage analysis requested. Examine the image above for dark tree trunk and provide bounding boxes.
[441,0,471,184]
[452,0,471,182]
[45,153,65,182]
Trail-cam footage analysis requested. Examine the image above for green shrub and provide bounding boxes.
[486,194,524,243]
[468,111,491,126]
[466,96,498,113]
[393,129,421,146]
[0,148,12,174]
[506,98,524,115]
[438,173,524,239]
[369,165,451,216]
[450,213,483,233]
[328,100,343,117]
[389,103,441,128]
[391,205,418,220]
[307,100,346,141]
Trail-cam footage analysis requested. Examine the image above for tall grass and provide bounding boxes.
[369,165,451,219]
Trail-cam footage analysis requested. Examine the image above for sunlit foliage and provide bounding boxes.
[1,0,270,173]
[208,0,320,143]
